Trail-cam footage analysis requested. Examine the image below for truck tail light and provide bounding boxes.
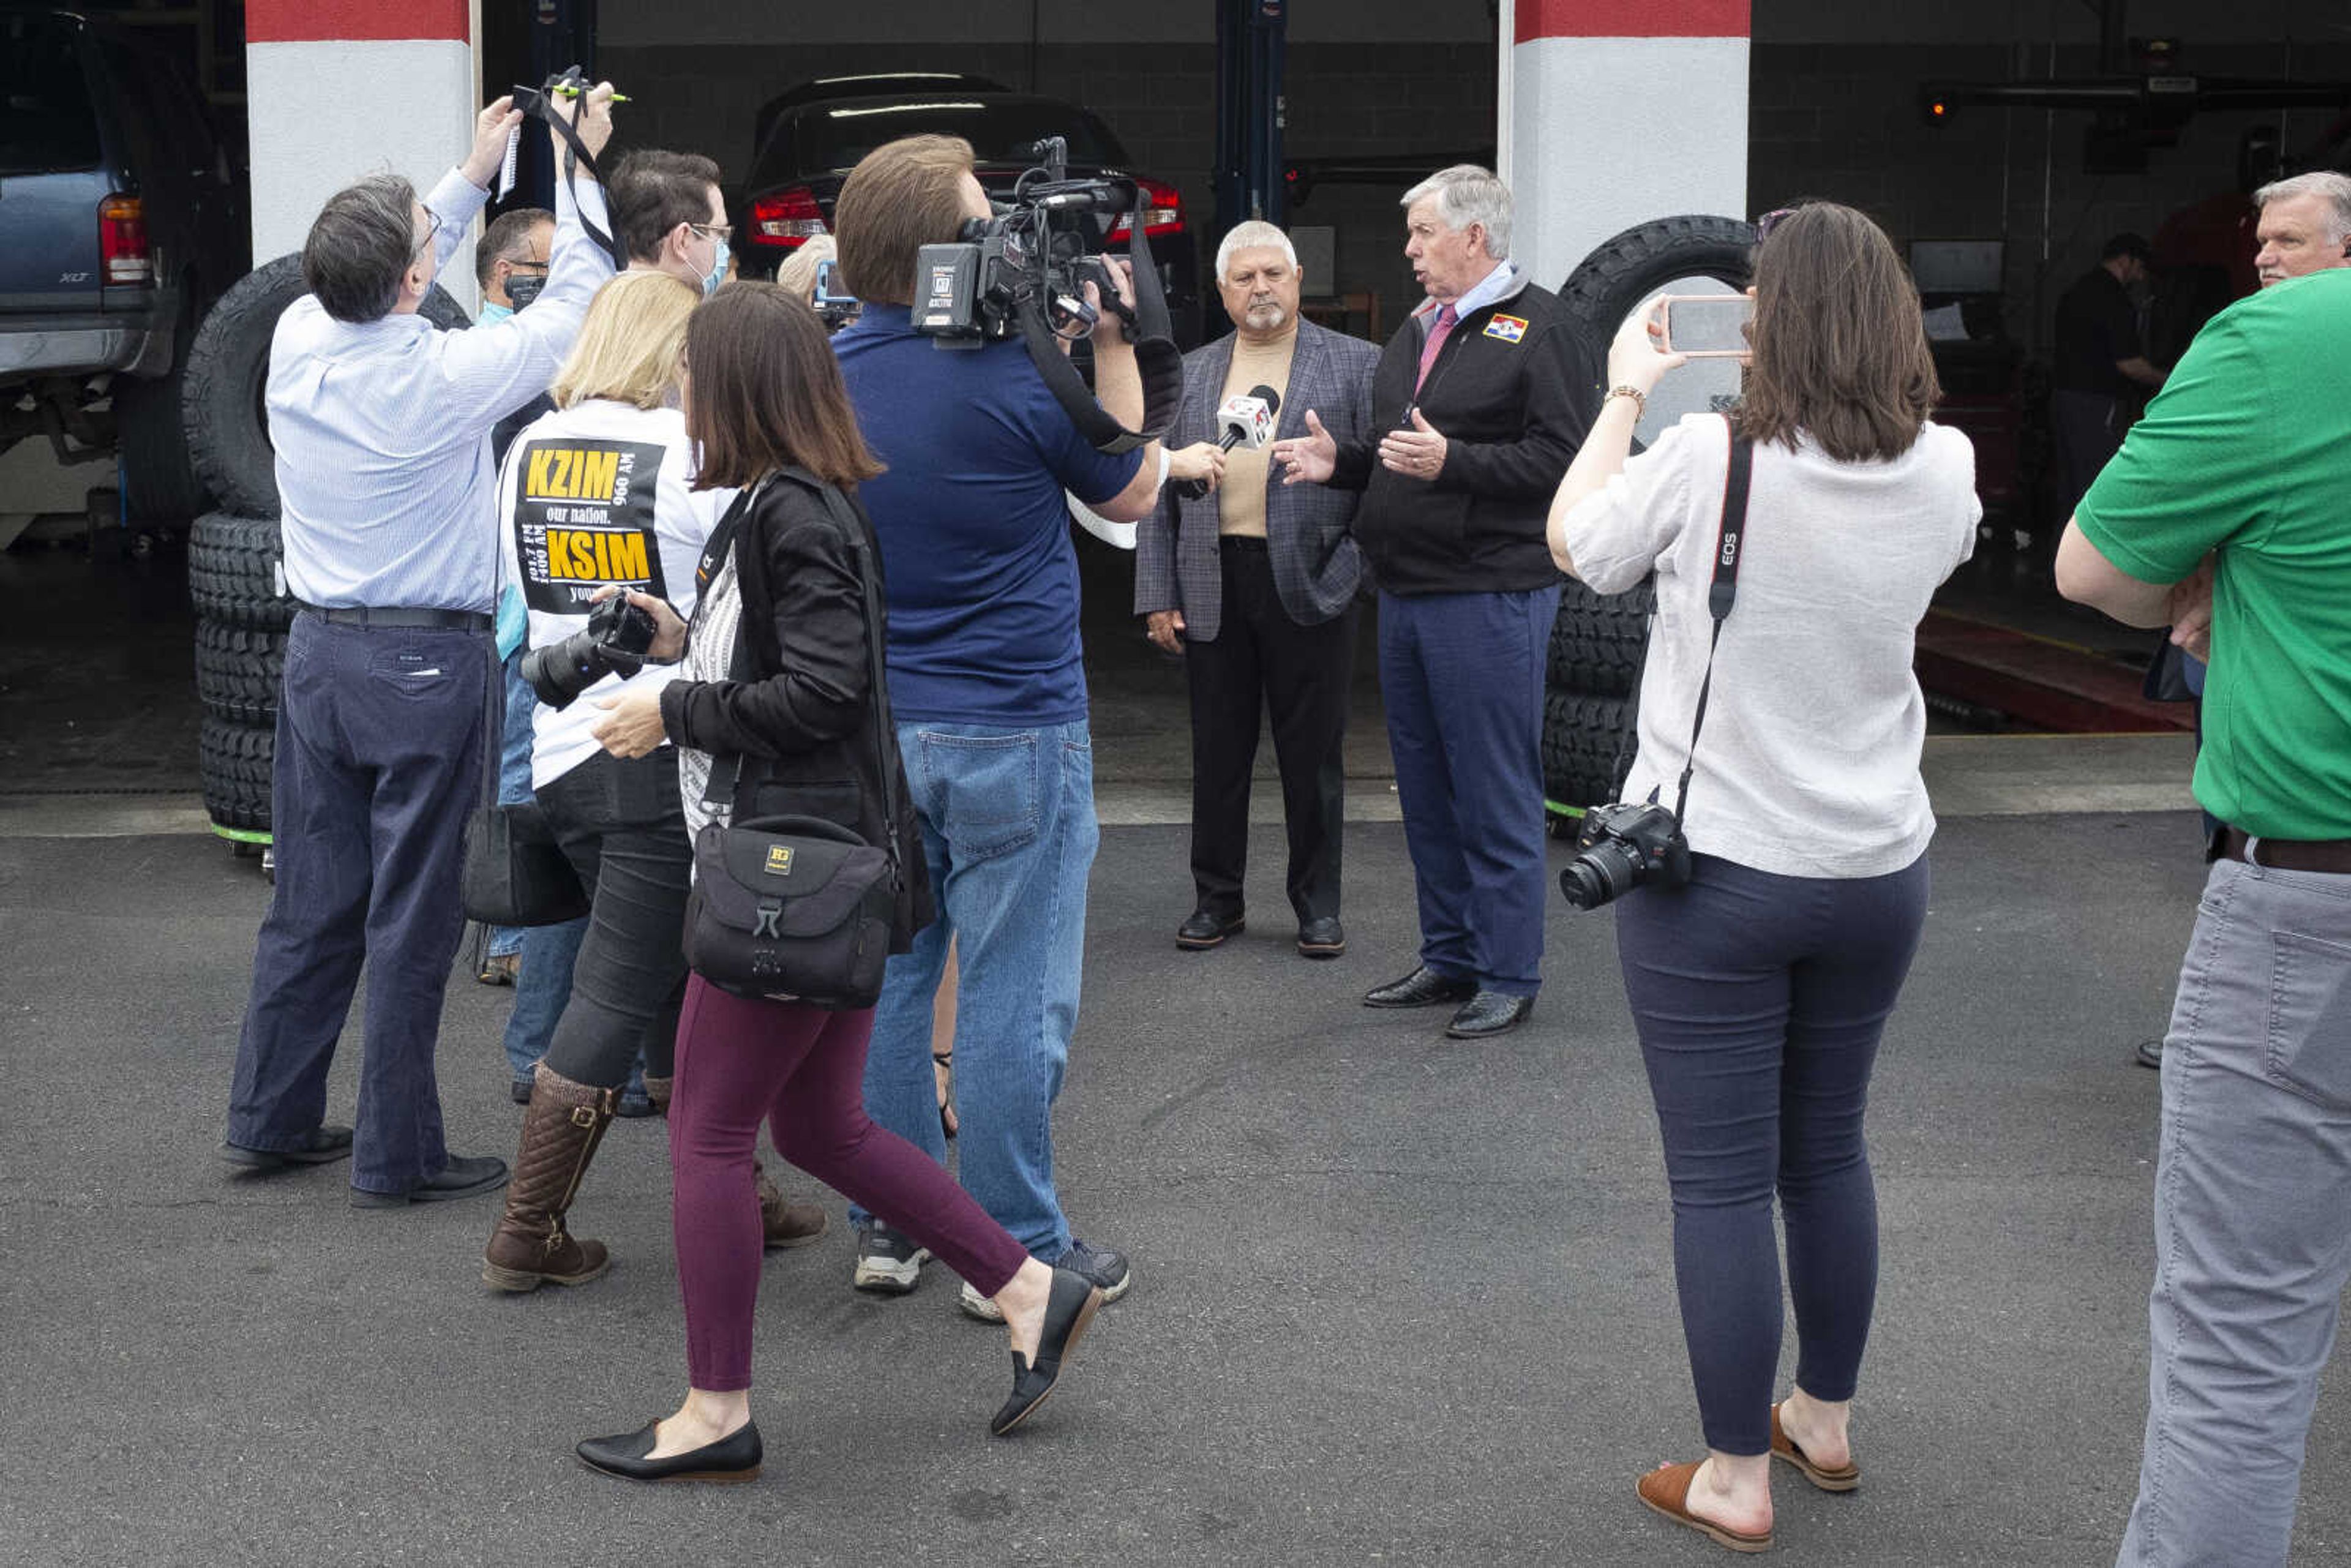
[748,187,828,250]
[1106,178,1185,241]
[99,195,152,285]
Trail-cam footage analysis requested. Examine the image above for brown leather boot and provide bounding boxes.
[482,1065,616,1292]
[642,1075,672,1116]
[754,1160,828,1249]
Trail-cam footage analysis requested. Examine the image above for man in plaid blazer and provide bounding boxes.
[1136,221,1380,959]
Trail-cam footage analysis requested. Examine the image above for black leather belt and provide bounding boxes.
[2215,825,2351,875]
[1217,535,1269,549]
[300,604,493,632]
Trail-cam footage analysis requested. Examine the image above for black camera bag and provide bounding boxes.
[679,473,906,1010]
[462,798,591,927]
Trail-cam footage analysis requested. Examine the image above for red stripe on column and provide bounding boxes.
[247,0,468,43]
[1516,0,1749,42]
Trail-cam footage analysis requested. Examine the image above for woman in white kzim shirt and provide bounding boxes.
[1547,202,1980,1555]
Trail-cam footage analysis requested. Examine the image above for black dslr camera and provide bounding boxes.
[913,137,1138,348]
[1557,801,1692,912]
[521,595,658,711]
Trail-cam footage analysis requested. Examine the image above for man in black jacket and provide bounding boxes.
[1275,164,1591,1040]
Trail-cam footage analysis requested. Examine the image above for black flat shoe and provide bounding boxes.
[1296,917,1347,959]
[350,1153,509,1208]
[1176,908,1245,950]
[577,1419,762,1484]
[220,1125,354,1170]
[1446,991,1534,1040]
[1362,966,1477,1008]
[990,1266,1103,1437]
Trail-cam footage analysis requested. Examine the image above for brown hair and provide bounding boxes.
[1734,203,1940,464]
[686,282,881,490]
[608,149,723,266]
[831,135,976,306]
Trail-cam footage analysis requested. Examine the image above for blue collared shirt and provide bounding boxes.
[269,169,615,611]
[1415,257,1518,335]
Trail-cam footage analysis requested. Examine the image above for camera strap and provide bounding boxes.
[520,71,628,272]
[1670,418,1753,824]
[1013,190,1184,456]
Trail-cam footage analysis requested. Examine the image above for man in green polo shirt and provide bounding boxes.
[2056,264,2351,1568]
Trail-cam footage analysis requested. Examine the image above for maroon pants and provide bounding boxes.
[669,975,1030,1391]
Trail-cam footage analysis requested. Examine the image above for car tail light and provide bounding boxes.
[749,187,828,250]
[1105,177,1185,241]
[99,195,152,285]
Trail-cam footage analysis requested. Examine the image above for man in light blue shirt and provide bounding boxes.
[222,86,620,1207]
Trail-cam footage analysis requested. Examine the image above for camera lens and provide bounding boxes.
[520,629,607,711]
[1558,839,1643,911]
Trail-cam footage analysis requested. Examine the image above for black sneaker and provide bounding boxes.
[959,1236,1133,1322]
[852,1221,929,1295]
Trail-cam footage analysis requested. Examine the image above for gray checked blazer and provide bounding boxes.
[1133,318,1381,642]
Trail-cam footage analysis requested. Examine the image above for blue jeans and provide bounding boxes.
[493,656,587,1083]
[226,614,488,1195]
[1379,586,1559,996]
[1615,851,1930,1455]
[852,719,1100,1259]
[2119,856,2351,1567]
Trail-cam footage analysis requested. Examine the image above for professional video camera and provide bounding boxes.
[910,137,1182,455]
[521,594,658,711]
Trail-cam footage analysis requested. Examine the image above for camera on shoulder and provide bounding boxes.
[522,594,659,710]
[1558,801,1692,912]
[914,136,1137,348]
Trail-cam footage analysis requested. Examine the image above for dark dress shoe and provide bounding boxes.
[577,1419,762,1484]
[2134,1037,2164,1070]
[1446,991,1534,1040]
[1363,966,1478,1009]
[1176,909,1245,950]
[1296,917,1347,959]
[991,1266,1103,1437]
[219,1125,353,1171]
[350,1153,509,1208]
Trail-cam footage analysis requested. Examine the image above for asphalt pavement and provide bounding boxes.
[7,806,2347,1567]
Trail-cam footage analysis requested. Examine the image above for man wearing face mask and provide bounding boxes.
[607,149,732,298]
[475,207,555,326]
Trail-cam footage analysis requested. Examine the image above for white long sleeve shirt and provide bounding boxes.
[269,167,616,612]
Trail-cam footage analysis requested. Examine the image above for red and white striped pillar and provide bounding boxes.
[1498,0,1751,291]
[246,0,482,307]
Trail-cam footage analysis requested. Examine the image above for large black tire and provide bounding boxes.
[1548,577,1655,697]
[183,255,471,519]
[116,282,208,521]
[1558,215,1757,434]
[187,511,292,628]
[195,621,287,726]
[1542,691,1640,812]
[200,715,274,831]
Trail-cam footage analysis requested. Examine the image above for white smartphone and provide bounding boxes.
[1657,294,1753,359]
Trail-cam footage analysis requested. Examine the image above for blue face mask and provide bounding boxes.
[478,301,513,324]
[700,233,730,299]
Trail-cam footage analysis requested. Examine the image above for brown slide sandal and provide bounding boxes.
[1637,1461,1774,1554]
[1772,1403,1860,1492]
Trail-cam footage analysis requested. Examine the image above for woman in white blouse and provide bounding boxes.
[1548,202,1981,1555]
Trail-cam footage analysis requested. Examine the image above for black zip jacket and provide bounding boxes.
[1330,271,1594,596]
[659,471,934,950]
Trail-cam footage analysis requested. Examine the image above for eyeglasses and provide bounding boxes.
[1755,206,1800,244]
[506,259,550,276]
[411,210,443,260]
[689,222,734,244]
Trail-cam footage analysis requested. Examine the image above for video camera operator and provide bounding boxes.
[219,83,620,1209]
[825,133,1220,1313]
[1545,202,1980,1553]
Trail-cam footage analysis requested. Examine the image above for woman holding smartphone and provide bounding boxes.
[1547,203,1980,1553]
[574,283,1100,1482]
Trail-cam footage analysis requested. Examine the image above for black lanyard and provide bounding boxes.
[1671,419,1752,823]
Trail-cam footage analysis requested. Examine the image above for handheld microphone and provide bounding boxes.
[1173,384,1281,500]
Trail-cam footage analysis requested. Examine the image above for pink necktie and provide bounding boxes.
[1415,303,1457,392]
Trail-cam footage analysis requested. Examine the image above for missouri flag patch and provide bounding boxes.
[1484,314,1528,343]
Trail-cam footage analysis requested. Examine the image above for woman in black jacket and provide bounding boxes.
[574,283,1101,1483]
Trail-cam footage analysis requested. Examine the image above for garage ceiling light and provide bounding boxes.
[828,102,986,118]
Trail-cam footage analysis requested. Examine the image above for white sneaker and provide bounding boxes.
[959,1280,1006,1322]
[852,1221,929,1295]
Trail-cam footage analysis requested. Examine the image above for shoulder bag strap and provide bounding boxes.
[1670,416,1753,824]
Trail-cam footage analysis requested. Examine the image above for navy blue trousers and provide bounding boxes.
[1614,850,1930,1455]
[1378,585,1559,996]
[225,614,489,1195]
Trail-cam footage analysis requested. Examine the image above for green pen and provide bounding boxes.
[551,85,629,103]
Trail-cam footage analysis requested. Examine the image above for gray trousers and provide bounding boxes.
[2119,855,2351,1567]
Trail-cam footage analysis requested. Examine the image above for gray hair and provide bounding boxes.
[1214,220,1299,282]
[302,173,419,324]
[1400,164,1512,260]
[776,233,838,303]
[2254,170,2351,242]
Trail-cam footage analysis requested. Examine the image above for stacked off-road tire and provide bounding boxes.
[1542,214,1756,823]
[184,258,470,847]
